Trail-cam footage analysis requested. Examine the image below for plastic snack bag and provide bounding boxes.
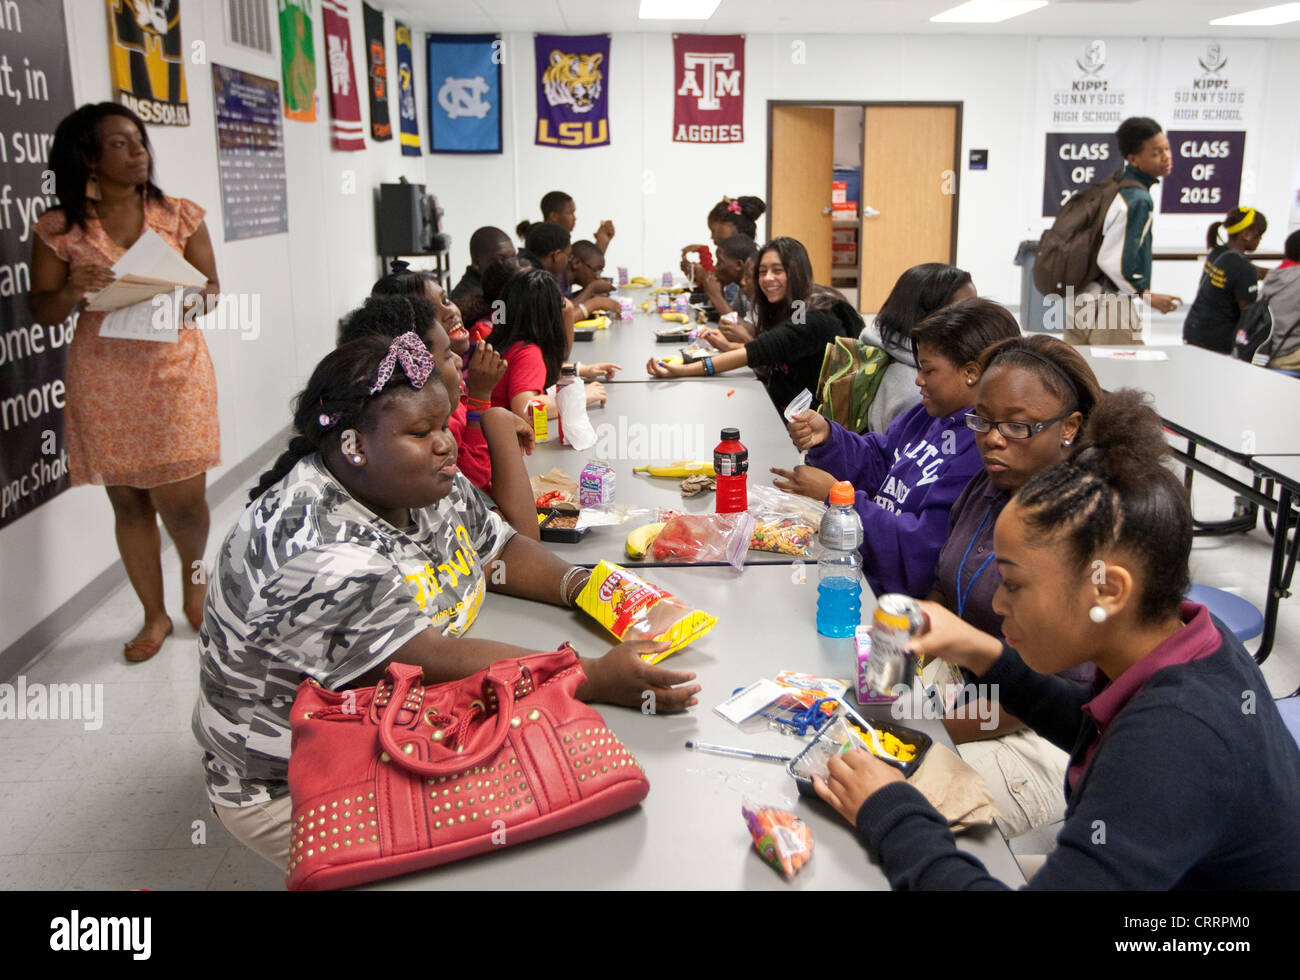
[650,511,755,570]
[576,561,718,663]
[742,799,813,879]
[747,484,825,557]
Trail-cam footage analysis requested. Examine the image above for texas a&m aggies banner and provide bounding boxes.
[321,0,364,150]
[673,34,744,143]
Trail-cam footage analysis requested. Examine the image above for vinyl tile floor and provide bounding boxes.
[2,320,1297,890]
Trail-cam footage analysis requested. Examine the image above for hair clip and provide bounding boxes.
[727,200,742,215]
[369,331,434,394]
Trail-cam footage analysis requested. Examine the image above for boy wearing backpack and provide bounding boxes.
[1050,117,1182,345]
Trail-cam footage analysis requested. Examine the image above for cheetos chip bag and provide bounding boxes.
[575,561,718,664]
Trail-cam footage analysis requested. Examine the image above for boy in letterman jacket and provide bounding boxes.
[775,299,1021,597]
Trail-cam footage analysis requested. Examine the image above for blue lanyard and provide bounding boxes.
[956,505,997,618]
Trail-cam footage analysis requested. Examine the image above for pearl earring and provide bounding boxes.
[351,455,362,464]
[966,378,975,386]
[1089,605,1107,624]
[1063,439,1072,447]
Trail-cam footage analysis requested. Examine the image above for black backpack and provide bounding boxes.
[1233,299,1300,366]
[1035,170,1144,296]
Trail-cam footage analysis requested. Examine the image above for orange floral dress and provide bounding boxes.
[33,195,220,488]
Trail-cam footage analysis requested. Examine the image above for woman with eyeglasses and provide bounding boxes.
[927,335,1104,838]
[778,299,1021,597]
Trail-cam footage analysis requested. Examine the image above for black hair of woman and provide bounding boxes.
[876,263,974,350]
[481,254,542,308]
[48,102,166,230]
[249,333,434,503]
[338,294,436,346]
[372,259,436,298]
[718,234,758,264]
[707,196,765,239]
[1205,207,1268,250]
[751,237,844,334]
[523,221,571,258]
[485,267,567,389]
[1017,388,1192,623]
[977,334,1103,420]
[909,298,1022,366]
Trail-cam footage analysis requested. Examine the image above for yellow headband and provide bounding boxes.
[1224,208,1256,236]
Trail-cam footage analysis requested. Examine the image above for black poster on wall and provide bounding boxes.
[1042,132,1122,217]
[1160,130,1245,214]
[0,0,77,530]
[212,64,289,241]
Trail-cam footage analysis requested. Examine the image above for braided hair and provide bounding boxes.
[1015,389,1191,622]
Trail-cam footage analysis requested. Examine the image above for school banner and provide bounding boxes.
[427,34,501,154]
[1036,38,1146,217]
[321,0,364,150]
[1,0,78,528]
[105,0,189,126]
[278,0,317,122]
[395,21,421,156]
[534,33,610,149]
[1155,39,1264,215]
[672,34,744,144]
[362,2,391,141]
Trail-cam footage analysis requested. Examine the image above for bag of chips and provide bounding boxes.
[742,799,813,879]
[575,561,718,664]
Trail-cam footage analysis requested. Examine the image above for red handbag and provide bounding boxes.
[285,644,649,890]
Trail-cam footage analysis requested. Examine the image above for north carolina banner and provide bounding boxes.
[395,21,421,156]
[672,34,744,143]
[362,2,391,141]
[278,0,317,122]
[534,33,609,149]
[321,0,364,150]
[427,34,501,154]
[106,0,189,126]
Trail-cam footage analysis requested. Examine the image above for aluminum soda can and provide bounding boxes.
[864,594,924,698]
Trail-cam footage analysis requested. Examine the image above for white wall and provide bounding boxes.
[429,32,1300,308]
[0,0,426,652]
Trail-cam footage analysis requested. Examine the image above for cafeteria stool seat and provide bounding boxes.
[1186,585,1264,643]
[1277,697,1300,752]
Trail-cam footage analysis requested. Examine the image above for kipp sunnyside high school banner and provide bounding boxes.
[534,33,609,148]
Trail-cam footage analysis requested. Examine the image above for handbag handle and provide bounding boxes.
[376,663,517,776]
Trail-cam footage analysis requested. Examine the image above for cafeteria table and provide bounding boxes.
[529,377,808,567]
[378,564,1027,890]
[1247,454,1300,663]
[570,307,757,382]
[1086,345,1300,661]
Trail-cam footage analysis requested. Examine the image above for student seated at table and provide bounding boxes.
[813,390,1300,889]
[567,240,621,320]
[687,234,758,330]
[1260,229,1300,371]
[680,195,766,271]
[340,294,537,541]
[488,268,616,420]
[861,263,976,433]
[450,226,516,328]
[193,332,701,869]
[518,189,614,253]
[468,253,540,343]
[647,237,861,416]
[775,299,1021,597]
[1182,207,1268,355]
[928,335,1103,837]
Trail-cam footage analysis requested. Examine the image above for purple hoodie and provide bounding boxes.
[806,403,982,597]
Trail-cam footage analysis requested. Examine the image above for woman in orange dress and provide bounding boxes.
[29,104,221,662]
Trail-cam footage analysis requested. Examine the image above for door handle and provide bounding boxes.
[862,206,881,218]
[821,206,834,215]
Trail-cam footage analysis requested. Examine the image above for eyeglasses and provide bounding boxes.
[964,412,1071,440]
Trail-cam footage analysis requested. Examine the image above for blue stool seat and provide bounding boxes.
[1278,698,1300,752]
[1186,584,1264,642]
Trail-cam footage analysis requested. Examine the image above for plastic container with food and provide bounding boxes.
[538,508,589,543]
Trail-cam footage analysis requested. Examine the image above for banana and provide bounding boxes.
[640,300,656,313]
[660,312,690,324]
[627,276,654,288]
[633,461,716,478]
[574,314,611,329]
[625,522,667,559]
[650,286,688,295]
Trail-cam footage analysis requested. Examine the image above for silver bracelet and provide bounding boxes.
[561,566,591,607]
[560,566,582,607]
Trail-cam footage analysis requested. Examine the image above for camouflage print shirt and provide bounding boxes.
[192,453,514,807]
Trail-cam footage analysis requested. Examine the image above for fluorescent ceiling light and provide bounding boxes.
[931,0,1048,23]
[638,0,722,19]
[1210,3,1300,26]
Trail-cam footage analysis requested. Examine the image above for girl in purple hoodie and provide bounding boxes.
[773,299,1021,597]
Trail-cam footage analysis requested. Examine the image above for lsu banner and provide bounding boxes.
[395,21,421,156]
[106,0,189,126]
[672,34,744,143]
[362,2,391,141]
[534,34,610,148]
[278,0,317,122]
[427,34,502,154]
[321,0,364,150]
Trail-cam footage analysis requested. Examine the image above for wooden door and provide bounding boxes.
[769,106,835,284]
[858,106,959,312]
